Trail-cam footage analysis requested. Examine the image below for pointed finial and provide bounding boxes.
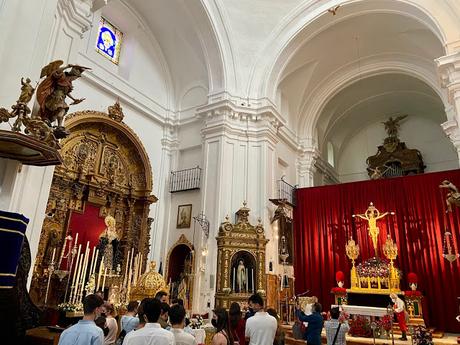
[257,217,262,224]
[225,214,229,222]
[243,200,247,207]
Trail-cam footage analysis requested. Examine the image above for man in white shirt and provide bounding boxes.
[245,293,277,345]
[169,304,197,345]
[390,293,407,340]
[123,298,175,345]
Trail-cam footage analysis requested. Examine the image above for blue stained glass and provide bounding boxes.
[96,18,123,65]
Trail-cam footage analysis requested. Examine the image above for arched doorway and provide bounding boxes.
[166,235,194,310]
[30,102,157,306]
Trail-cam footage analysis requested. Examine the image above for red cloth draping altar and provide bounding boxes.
[294,169,460,332]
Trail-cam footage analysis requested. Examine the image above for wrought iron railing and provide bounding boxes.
[170,166,202,192]
[277,177,297,206]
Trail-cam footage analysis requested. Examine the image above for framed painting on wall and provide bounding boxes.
[177,204,192,228]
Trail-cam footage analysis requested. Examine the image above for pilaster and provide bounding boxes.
[296,138,319,188]
[193,100,280,311]
[436,51,460,164]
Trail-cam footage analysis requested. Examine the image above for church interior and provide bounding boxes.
[2,0,460,344]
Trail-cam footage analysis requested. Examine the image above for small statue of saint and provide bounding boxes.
[382,115,407,139]
[237,260,246,292]
[440,180,460,212]
[97,215,120,272]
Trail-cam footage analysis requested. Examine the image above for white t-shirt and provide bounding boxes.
[245,311,277,345]
[171,328,197,345]
[123,323,175,345]
[104,316,118,345]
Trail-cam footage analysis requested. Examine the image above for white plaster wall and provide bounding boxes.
[338,117,458,182]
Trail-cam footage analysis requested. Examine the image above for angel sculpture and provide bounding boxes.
[35,60,90,138]
[439,180,460,212]
[383,115,407,139]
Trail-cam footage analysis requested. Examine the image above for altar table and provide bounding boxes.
[334,305,389,317]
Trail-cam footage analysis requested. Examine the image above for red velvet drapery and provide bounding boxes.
[294,169,460,332]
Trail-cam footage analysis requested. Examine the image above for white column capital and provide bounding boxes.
[198,100,282,146]
[296,141,319,187]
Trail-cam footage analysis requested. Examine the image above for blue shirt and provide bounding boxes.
[296,310,323,345]
[58,319,104,345]
[121,315,140,334]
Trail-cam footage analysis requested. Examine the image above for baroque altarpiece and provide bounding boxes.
[215,203,268,309]
[30,103,157,305]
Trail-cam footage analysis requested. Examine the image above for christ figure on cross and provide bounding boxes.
[352,202,394,255]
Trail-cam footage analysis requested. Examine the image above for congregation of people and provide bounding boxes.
[58,292,350,345]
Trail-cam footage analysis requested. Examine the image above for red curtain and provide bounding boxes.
[58,204,106,270]
[294,169,460,332]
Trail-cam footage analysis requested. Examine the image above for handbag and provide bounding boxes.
[331,322,342,345]
[292,320,306,340]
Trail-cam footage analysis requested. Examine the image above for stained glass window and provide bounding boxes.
[96,17,123,65]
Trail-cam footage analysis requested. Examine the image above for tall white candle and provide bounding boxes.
[78,242,90,299]
[246,268,248,293]
[233,267,236,291]
[72,253,83,304]
[101,267,107,292]
[51,248,56,264]
[251,269,254,293]
[69,244,81,302]
[96,261,104,292]
[88,246,96,277]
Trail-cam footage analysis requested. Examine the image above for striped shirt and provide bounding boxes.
[325,319,350,345]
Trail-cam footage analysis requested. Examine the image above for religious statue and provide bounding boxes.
[97,215,121,272]
[177,272,188,308]
[237,260,247,292]
[353,202,393,255]
[35,60,90,138]
[383,115,407,139]
[439,180,460,212]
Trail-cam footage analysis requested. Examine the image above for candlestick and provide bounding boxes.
[91,248,99,276]
[69,244,81,303]
[75,233,79,247]
[58,236,69,269]
[251,268,254,293]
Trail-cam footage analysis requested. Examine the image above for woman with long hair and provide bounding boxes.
[229,303,246,345]
[267,308,285,345]
[212,308,234,345]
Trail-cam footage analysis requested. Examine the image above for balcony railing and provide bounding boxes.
[170,166,202,193]
[276,177,297,206]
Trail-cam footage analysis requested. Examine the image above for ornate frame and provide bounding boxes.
[30,102,157,305]
[165,234,195,308]
[215,203,268,309]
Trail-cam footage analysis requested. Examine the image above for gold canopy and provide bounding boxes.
[130,261,169,301]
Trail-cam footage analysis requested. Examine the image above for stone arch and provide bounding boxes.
[248,0,458,102]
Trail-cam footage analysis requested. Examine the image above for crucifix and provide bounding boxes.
[352,202,394,255]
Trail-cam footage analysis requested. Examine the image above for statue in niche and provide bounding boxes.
[237,260,247,292]
[97,215,121,272]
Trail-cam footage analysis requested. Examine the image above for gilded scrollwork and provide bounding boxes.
[30,104,157,306]
[215,203,269,309]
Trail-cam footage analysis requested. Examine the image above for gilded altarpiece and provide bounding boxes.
[30,104,157,305]
[215,204,268,309]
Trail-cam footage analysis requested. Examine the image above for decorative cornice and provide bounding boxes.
[314,155,340,185]
[441,119,460,150]
[198,100,282,145]
[57,0,92,37]
[436,52,460,103]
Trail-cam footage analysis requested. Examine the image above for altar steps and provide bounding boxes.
[282,325,452,345]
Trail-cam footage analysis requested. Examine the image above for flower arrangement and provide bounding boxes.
[331,287,347,295]
[349,316,372,338]
[377,315,392,332]
[190,315,204,329]
[58,302,83,312]
[412,326,433,345]
[356,257,390,278]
